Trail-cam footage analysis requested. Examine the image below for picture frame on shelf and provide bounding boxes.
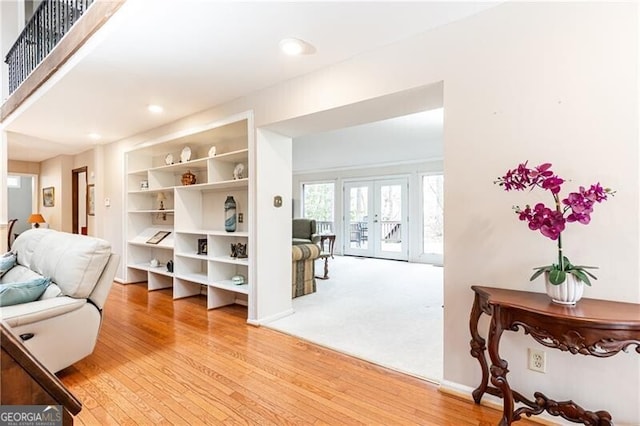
[140,179,149,190]
[197,238,207,255]
[43,187,55,207]
[146,231,171,245]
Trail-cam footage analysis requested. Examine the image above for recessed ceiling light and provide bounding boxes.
[148,104,164,113]
[88,133,101,140]
[279,38,315,56]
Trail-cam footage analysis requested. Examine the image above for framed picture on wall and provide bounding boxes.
[43,187,55,207]
[88,184,95,216]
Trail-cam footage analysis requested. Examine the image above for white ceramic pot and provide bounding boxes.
[545,272,584,305]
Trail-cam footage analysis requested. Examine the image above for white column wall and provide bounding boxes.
[98,2,638,421]
[253,129,293,323]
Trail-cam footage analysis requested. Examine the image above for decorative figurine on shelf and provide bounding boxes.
[157,192,167,221]
[197,238,207,255]
[236,243,247,259]
[166,260,174,273]
[181,170,196,185]
[231,274,245,285]
[224,195,237,232]
[233,163,245,180]
[230,242,247,258]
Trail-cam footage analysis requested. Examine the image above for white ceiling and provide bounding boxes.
[3,0,498,162]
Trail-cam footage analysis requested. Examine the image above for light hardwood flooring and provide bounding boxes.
[58,283,535,425]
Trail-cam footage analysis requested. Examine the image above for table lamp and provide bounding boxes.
[157,192,167,220]
[27,213,46,228]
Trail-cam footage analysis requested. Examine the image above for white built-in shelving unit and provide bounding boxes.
[124,112,253,312]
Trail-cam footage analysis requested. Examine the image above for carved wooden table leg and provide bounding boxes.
[315,254,330,280]
[469,292,490,403]
[488,306,514,426]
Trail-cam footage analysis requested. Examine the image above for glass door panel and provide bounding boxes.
[375,179,407,260]
[344,178,408,260]
[344,182,372,256]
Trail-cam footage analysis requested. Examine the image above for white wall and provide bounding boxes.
[99,2,638,421]
[292,109,443,172]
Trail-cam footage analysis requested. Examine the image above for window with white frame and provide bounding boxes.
[7,175,21,189]
[302,182,335,234]
[423,174,444,255]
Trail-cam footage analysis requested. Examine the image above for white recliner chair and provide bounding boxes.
[0,229,119,373]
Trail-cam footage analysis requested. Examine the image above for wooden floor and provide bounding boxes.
[58,283,536,425]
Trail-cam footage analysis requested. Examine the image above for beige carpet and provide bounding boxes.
[265,255,443,383]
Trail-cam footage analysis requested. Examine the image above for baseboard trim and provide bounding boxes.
[247,308,295,326]
[438,380,558,425]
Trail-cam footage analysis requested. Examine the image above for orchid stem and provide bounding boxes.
[554,193,564,270]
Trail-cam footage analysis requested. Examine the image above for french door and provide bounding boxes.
[343,178,408,261]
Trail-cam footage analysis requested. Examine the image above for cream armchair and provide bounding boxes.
[0,229,119,373]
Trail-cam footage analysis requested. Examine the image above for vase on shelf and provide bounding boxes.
[544,272,584,305]
[181,170,196,185]
[224,196,237,232]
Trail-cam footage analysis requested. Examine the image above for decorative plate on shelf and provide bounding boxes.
[181,146,192,163]
[233,163,245,180]
[208,146,216,157]
[165,153,173,165]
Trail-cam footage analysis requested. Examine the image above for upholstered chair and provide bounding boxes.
[291,243,321,298]
[292,218,321,245]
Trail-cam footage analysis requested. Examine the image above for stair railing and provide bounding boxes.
[4,0,94,94]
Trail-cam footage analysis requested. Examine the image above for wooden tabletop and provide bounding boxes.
[472,285,640,329]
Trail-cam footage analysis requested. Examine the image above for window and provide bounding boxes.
[302,182,335,234]
[7,176,21,189]
[423,174,444,255]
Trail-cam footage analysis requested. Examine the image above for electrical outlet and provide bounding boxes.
[528,348,546,373]
[238,213,243,223]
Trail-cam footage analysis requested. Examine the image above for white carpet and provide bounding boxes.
[265,255,443,382]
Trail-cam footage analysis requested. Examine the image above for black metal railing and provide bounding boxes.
[4,0,94,94]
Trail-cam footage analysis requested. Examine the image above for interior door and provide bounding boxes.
[344,182,372,257]
[344,178,408,260]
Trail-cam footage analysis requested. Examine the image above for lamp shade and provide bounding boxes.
[27,214,45,228]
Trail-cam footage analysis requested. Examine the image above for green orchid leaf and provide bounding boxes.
[572,265,599,270]
[529,268,547,282]
[531,265,553,271]
[563,256,573,269]
[582,269,598,280]
[548,269,566,285]
[571,269,592,286]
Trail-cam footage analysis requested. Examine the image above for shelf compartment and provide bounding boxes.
[209,256,249,265]
[128,227,174,249]
[175,271,208,285]
[208,280,249,295]
[175,252,207,261]
[173,278,201,300]
[175,178,248,192]
[174,188,248,232]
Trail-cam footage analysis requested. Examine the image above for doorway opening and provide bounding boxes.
[262,82,445,382]
[344,177,408,261]
[7,173,38,244]
[72,167,88,235]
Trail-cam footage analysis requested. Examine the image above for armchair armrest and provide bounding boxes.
[310,234,321,245]
[292,243,321,261]
[0,297,86,328]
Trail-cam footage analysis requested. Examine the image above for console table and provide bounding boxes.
[469,285,640,425]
